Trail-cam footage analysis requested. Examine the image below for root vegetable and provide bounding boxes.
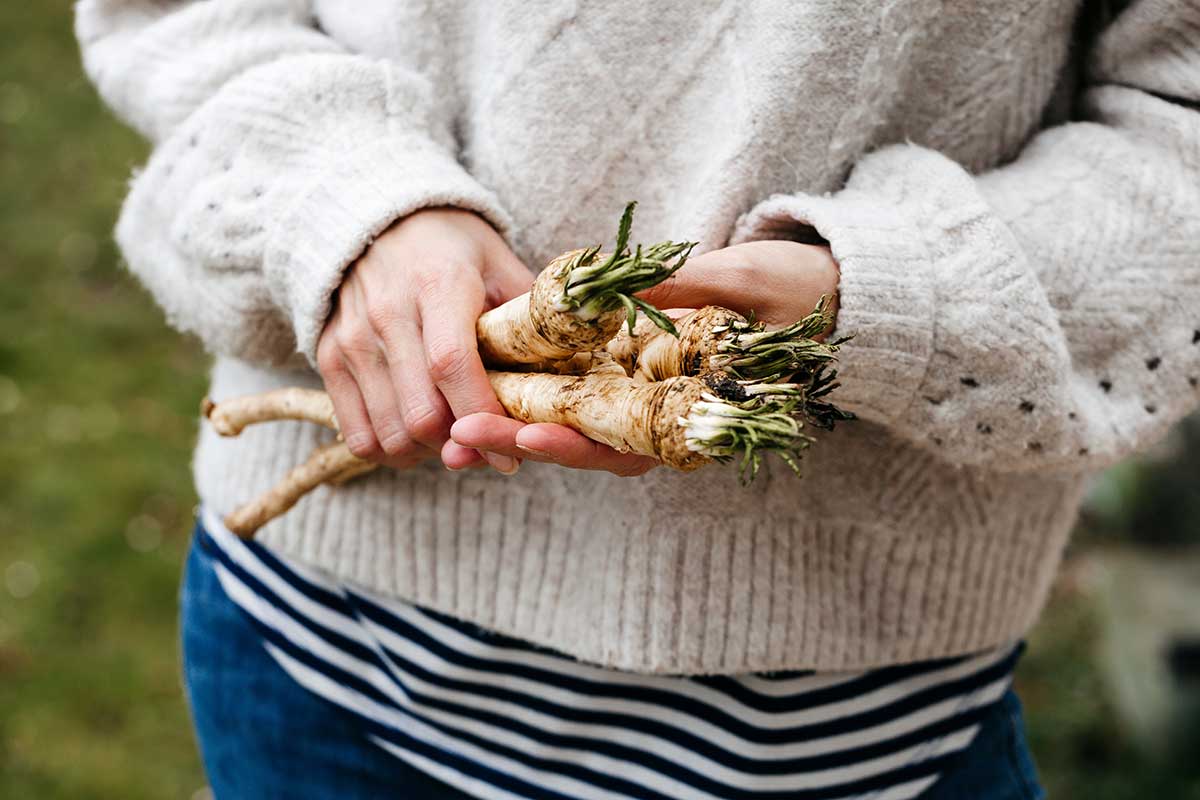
[222,440,369,537]
[607,298,840,384]
[206,367,819,535]
[477,202,694,366]
[202,389,375,537]
[202,387,337,435]
[487,368,814,478]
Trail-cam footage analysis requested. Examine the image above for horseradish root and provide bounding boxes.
[476,202,694,367]
[607,298,841,384]
[203,388,375,537]
[205,365,821,537]
[222,440,371,537]
[202,387,338,436]
[487,369,814,478]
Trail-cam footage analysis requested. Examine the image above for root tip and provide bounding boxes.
[223,513,259,539]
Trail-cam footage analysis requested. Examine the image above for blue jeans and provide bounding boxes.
[181,529,1044,799]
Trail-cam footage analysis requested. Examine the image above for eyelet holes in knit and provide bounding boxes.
[976,422,992,434]
[1146,356,1162,370]
[1099,379,1113,393]
[1193,330,1199,344]
[960,377,979,388]
[1018,400,1035,413]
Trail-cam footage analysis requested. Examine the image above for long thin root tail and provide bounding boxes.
[202,387,339,436]
[223,440,373,538]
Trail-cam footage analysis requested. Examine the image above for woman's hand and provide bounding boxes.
[316,208,534,474]
[450,240,840,476]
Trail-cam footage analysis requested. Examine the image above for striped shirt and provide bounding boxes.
[200,507,1021,800]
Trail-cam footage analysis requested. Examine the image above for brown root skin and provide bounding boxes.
[223,440,373,537]
[487,369,709,470]
[477,250,626,367]
[605,314,657,374]
[203,387,339,436]
[607,306,744,381]
[512,350,627,377]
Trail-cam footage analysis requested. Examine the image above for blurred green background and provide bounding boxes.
[1,4,1197,798]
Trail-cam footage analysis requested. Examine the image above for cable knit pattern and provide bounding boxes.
[79,0,1200,673]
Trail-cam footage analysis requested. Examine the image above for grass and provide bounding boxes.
[0,3,1196,798]
[0,2,208,797]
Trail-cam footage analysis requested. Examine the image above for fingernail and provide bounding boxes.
[516,444,552,458]
[484,453,520,475]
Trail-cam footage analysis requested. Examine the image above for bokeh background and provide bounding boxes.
[2,4,1198,798]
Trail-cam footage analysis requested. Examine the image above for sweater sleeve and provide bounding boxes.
[732,0,1200,473]
[76,0,511,367]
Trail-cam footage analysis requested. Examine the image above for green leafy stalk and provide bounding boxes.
[555,202,696,335]
[710,296,845,383]
[679,386,816,484]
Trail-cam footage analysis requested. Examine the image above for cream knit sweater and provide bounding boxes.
[78,0,1200,673]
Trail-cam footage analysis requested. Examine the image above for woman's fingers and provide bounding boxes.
[315,207,543,476]
[374,313,454,452]
[317,350,376,457]
[342,343,437,470]
[417,278,520,475]
[451,414,658,477]
[440,439,488,471]
[515,424,658,476]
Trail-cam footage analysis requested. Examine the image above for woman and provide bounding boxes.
[77,1,1199,798]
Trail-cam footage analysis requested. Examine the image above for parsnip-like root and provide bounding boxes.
[206,362,821,536]
[478,249,626,365]
[223,440,371,537]
[477,202,694,367]
[488,369,814,478]
[202,387,338,436]
[489,370,708,470]
[607,306,743,381]
[203,389,376,537]
[607,299,841,384]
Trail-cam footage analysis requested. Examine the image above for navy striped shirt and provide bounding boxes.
[200,507,1020,800]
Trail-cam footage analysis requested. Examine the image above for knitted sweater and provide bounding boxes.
[78,0,1200,673]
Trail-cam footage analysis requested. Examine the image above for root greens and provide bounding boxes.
[477,203,694,367]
